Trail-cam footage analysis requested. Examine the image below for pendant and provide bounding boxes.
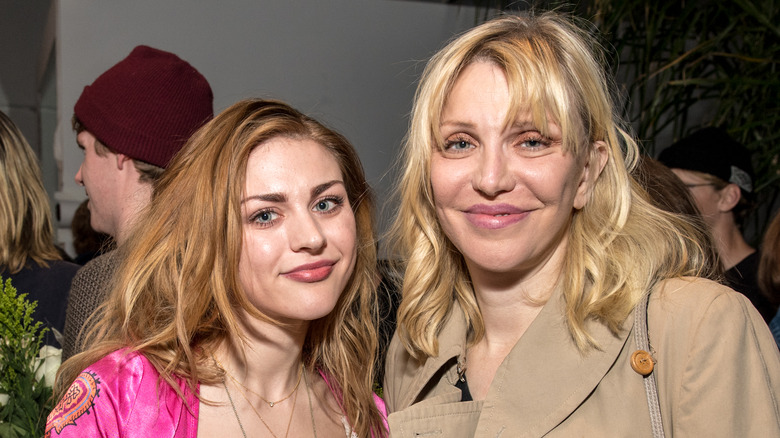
[269,402,274,407]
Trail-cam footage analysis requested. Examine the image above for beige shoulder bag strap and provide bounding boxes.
[631,292,665,438]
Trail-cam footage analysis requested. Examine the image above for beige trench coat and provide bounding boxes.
[384,278,780,437]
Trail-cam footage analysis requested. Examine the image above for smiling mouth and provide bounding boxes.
[282,261,336,283]
[463,204,527,229]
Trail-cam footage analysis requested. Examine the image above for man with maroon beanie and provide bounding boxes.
[62,45,213,360]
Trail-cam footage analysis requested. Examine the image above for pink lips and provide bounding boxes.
[282,260,335,283]
[464,203,527,229]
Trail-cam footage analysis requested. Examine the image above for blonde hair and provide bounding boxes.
[389,12,717,358]
[0,110,62,273]
[56,99,385,436]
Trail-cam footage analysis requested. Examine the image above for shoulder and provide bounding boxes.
[45,349,153,436]
[647,277,780,434]
[4,258,79,286]
[651,277,759,320]
[37,259,81,278]
[73,251,119,282]
[648,276,770,340]
[46,349,197,437]
[648,276,780,381]
[69,251,118,303]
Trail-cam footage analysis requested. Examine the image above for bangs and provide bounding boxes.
[427,42,587,156]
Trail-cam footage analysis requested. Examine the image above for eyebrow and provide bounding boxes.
[241,180,344,205]
[440,119,539,131]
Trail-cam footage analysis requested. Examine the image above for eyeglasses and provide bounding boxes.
[684,183,716,189]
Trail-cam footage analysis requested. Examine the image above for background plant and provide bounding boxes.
[0,278,54,438]
[586,0,780,241]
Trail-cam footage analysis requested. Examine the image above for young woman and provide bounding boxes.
[48,99,387,437]
[384,12,780,437]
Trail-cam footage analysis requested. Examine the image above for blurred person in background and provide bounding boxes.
[61,45,213,361]
[659,127,776,322]
[70,199,111,265]
[758,210,780,348]
[0,110,80,347]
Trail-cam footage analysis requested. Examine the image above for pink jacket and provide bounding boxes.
[46,349,387,437]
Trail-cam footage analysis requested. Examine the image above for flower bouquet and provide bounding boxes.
[0,278,60,437]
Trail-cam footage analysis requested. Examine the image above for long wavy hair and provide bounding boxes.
[0,110,62,273]
[55,99,385,436]
[388,12,718,358]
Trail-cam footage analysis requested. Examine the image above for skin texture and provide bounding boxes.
[670,169,726,227]
[238,137,357,325]
[75,131,120,236]
[431,61,597,288]
[670,168,754,270]
[74,130,150,243]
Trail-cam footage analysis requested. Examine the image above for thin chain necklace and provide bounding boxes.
[223,367,318,438]
[234,377,299,438]
[303,368,318,438]
[222,379,247,438]
[215,356,303,408]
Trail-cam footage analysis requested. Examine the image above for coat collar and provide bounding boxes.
[404,287,633,437]
[485,287,633,436]
[396,301,469,409]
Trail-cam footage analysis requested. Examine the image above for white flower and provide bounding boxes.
[0,392,7,406]
[35,345,62,387]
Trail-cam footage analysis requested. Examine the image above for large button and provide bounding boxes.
[630,350,654,376]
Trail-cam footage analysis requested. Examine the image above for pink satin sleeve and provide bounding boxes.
[45,349,199,438]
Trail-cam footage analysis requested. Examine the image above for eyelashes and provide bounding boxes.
[247,195,346,228]
[441,132,553,154]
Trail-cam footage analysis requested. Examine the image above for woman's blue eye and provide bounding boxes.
[519,137,549,150]
[525,140,541,148]
[447,140,472,150]
[254,210,277,223]
[314,198,340,212]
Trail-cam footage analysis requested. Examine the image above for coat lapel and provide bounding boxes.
[478,288,633,437]
[397,303,468,409]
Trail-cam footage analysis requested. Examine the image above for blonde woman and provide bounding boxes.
[384,12,780,437]
[48,99,387,437]
[0,110,79,346]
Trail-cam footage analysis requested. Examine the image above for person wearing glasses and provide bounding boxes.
[659,127,776,322]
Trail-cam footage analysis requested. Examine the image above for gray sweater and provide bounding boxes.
[61,251,119,361]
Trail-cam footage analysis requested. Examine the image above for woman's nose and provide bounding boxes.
[290,213,326,252]
[472,145,515,197]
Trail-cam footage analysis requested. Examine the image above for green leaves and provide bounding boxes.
[0,278,56,438]
[589,0,779,238]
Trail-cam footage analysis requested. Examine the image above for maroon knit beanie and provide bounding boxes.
[74,45,213,168]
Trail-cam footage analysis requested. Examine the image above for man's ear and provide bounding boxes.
[115,153,133,171]
[573,140,608,210]
[718,183,742,212]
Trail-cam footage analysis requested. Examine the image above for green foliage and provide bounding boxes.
[0,278,54,438]
[586,0,780,238]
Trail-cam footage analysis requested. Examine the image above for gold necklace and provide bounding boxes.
[222,379,248,438]
[214,356,303,407]
[303,368,318,438]
[234,379,298,438]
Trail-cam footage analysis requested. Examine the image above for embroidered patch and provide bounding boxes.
[45,371,101,437]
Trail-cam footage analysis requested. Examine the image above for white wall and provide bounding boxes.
[55,0,478,252]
